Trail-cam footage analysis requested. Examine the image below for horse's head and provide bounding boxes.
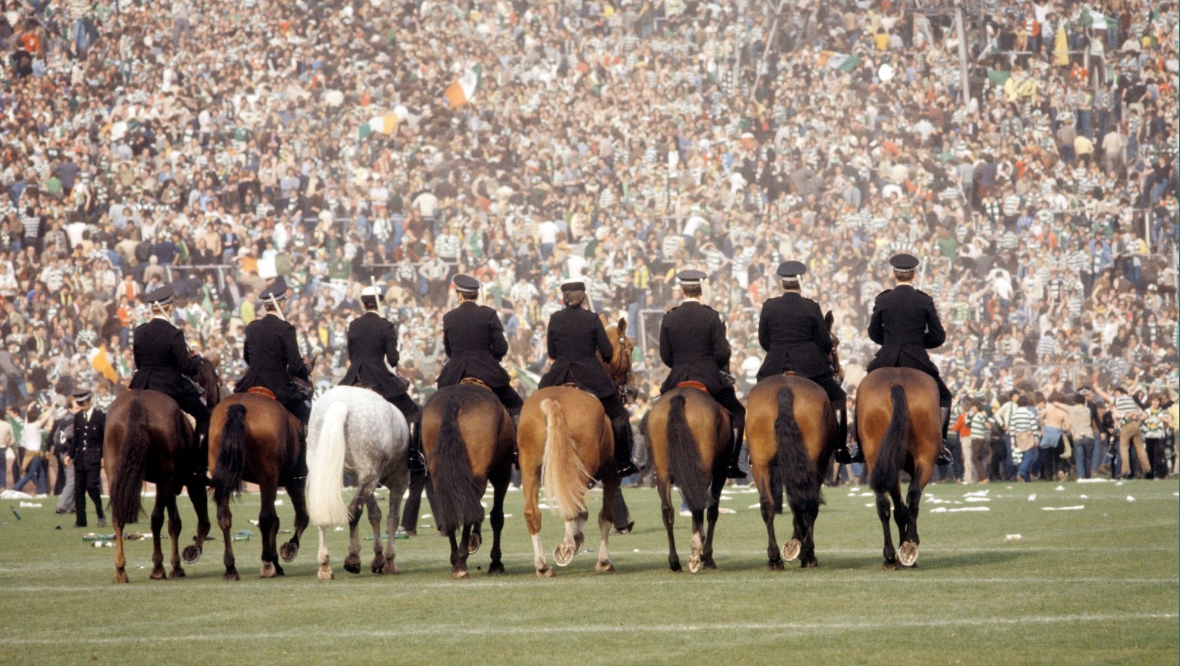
[825,310,844,382]
[600,314,635,401]
[197,354,222,409]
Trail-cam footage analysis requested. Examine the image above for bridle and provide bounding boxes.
[606,330,636,403]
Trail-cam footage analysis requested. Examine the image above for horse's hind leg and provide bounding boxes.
[217,498,239,581]
[522,455,552,577]
[258,485,283,578]
[365,492,386,574]
[657,480,681,572]
[800,497,820,569]
[686,507,706,574]
[899,469,928,567]
[343,477,376,574]
[451,525,473,579]
[166,493,185,578]
[280,482,309,563]
[316,526,333,580]
[487,466,510,574]
[701,472,725,570]
[889,482,911,564]
[113,519,129,583]
[182,477,210,565]
[554,515,580,567]
[382,469,408,575]
[149,490,168,580]
[876,491,900,571]
[595,470,619,573]
[754,464,783,570]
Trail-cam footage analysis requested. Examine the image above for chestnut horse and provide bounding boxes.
[208,392,310,580]
[857,367,942,570]
[421,382,516,579]
[516,314,633,577]
[105,357,221,583]
[646,387,730,573]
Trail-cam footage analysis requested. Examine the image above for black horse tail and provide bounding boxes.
[110,399,151,525]
[666,394,713,512]
[869,385,909,495]
[212,404,248,505]
[774,386,822,517]
[430,396,484,533]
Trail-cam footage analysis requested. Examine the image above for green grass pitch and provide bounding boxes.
[2,479,1176,665]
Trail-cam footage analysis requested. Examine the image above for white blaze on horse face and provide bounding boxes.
[531,533,547,571]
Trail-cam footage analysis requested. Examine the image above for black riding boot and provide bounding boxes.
[406,421,426,474]
[613,417,638,478]
[937,407,953,466]
[833,407,865,464]
[294,429,309,482]
[725,423,747,479]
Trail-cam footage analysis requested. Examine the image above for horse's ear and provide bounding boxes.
[616,318,626,335]
[824,310,834,329]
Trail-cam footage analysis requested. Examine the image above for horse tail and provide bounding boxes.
[307,401,350,528]
[212,404,248,506]
[540,398,591,522]
[430,396,484,533]
[665,394,713,512]
[110,399,151,525]
[774,386,822,517]
[869,385,910,495]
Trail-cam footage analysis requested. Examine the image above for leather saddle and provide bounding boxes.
[676,380,709,393]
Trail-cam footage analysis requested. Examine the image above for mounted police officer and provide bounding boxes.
[340,285,424,471]
[864,253,954,465]
[658,270,745,479]
[436,274,523,421]
[128,285,209,449]
[233,278,312,472]
[756,261,852,461]
[65,388,106,528]
[538,281,637,476]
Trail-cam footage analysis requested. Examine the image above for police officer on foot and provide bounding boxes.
[659,270,746,478]
[538,281,637,476]
[436,275,524,421]
[340,285,424,471]
[756,262,852,462]
[66,388,106,528]
[128,285,210,456]
[865,254,954,465]
[233,278,312,476]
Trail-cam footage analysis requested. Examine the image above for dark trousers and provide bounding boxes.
[402,468,437,532]
[710,386,746,429]
[74,465,104,525]
[1146,437,1169,479]
[491,384,524,418]
[173,391,212,475]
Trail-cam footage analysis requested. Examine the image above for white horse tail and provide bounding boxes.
[308,401,351,527]
[540,398,592,522]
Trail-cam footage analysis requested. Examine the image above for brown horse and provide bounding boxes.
[208,392,310,580]
[857,367,942,570]
[421,382,516,579]
[517,316,632,576]
[746,375,836,570]
[104,357,221,583]
[646,386,730,573]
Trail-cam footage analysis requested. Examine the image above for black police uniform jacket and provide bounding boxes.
[436,301,511,388]
[756,292,834,381]
[69,407,106,471]
[538,307,615,399]
[866,284,946,377]
[339,312,410,401]
[234,313,309,403]
[658,300,731,394]
[128,317,202,397]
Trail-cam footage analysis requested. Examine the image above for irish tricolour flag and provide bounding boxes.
[444,64,482,108]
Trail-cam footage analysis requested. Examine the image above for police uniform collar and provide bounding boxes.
[682,297,702,304]
[459,300,479,306]
[895,283,915,290]
[152,313,173,323]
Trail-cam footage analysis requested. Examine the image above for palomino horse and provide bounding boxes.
[421,382,515,579]
[306,386,410,580]
[746,375,836,569]
[646,386,730,573]
[208,391,310,580]
[104,357,221,583]
[517,316,632,576]
[857,367,942,570]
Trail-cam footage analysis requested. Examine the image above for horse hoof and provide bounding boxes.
[467,532,482,555]
[702,557,716,571]
[882,559,901,572]
[452,569,470,580]
[260,563,277,578]
[782,539,802,562]
[687,556,702,574]
[343,556,361,575]
[768,560,785,571]
[669,561,682,573]
[595,560,615,573]
[899,541,919,567]
[181,545,202,565]
[279,543,299,563]
[318,568,334,581]
[801,558,819,569]
[150,567,166,581]
[554,543,577,567]
[536,566,555,578]
[224,571,240,582]
[487,561,506,575]
[114,571,129,584]
[169,567,185,579]
[382,561,399,575]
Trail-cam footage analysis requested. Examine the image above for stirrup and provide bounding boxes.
[617,460,638,477]
[724,463,747,479]
[936,444,953,466]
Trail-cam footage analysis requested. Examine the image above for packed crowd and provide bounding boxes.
[1,0,1177,493]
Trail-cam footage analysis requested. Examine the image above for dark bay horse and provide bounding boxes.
[208,392,310,580]
[104,357,221,583]
[857,367,942,570]
[421,382,515,579]
[646,386,730,573]
[746,375,836,569]
[517,315,632,576]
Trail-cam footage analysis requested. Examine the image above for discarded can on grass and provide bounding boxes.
[10,506,20,520]
[82,534,116,542]
[232,534,250,542]
[1005,534,1022,541]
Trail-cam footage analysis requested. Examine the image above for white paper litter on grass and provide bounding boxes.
[18,501,41,508]
[538,503,551,510]
[860,492,874,497]
[948,507,990,512]
[1054,485,1065,491]
[964,490,989,497]
[1042,505,1084,511]
[930,507,947,513]
[503,514,513,518]
[719,495,732,501]
[334,526,344,531]
[679,510,692,517]
[965,497,990,502]
[1076,478,1109,483]
[1079,494,1088,499]
[864,503,875,507]
[275,499,284,506]
[748,503,761,509]
[421,514,431,519]
[928,498,948,504]
[718,507,737,514]
[480,502,488,508]
[1028,493,1037,501]
[1126,496,1135,502]
[851,487,860,492]
[1115,481,1125,486]
[0,490,32,500]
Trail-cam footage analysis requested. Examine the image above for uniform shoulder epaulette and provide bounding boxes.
[665,305,679,314]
